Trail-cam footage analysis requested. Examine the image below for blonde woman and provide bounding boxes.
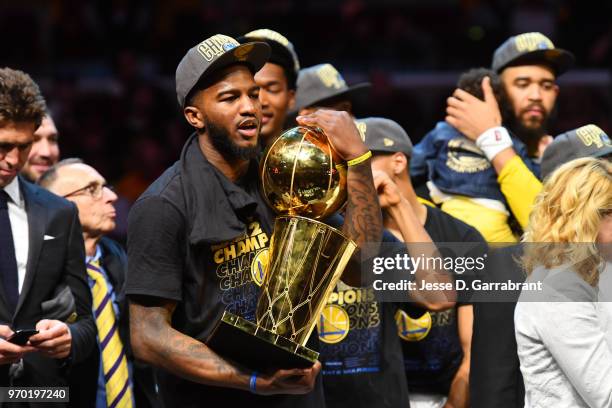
[515,157,612,408]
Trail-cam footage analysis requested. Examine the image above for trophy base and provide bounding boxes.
[207,311,319,371]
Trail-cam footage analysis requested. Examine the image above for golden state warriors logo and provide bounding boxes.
[395,309,432,342]
[576,125,612,149]
[515,32,554,52]
[318,304,350,344]
[317,64,346,89]
[212,221,269,291]
[446,137,491,173]
[250,248,269,287]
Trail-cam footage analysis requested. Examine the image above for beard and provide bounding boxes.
[506,103,557,156]
[206,119,260,161]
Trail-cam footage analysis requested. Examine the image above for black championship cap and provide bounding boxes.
[175,34,270,107]
[492,32,575,76]
[237,29,300,89]
[295,63,370,111]
[358,117,413,158]
[541,124,612,179]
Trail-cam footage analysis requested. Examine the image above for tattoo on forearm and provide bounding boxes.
[130,301,247,386]
[344,161,383,250]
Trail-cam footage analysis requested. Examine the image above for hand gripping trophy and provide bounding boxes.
[208,126,357,370]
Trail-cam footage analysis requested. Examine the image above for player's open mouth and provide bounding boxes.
[237,119,259,138]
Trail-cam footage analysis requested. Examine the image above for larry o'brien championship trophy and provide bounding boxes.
[208,126,357,370]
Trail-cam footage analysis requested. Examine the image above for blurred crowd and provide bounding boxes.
[1,2,612,408]
[1,0,611,245]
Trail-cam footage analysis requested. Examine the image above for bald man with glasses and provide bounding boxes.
[39,158,159,408]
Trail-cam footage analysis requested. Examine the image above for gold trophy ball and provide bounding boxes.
[260,126,347,219]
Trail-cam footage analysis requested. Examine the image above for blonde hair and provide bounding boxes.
[522,157,612,285]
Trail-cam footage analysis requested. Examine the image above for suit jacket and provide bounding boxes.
[68,237,160,408]
[0,178,96,406]
[470,245,525,408]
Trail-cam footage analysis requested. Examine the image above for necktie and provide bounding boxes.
[0,190,19,314]
[87,259,133,408]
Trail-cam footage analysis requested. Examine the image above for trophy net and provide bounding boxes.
[256,215,356,347]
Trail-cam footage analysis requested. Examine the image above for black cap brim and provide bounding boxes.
[303,82,371,109]
[237,36,298,87]
[501,48,575,76]
[237,36,295,67]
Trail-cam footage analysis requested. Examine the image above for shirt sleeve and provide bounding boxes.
[410,131,438,182]
[497,155,542,229]
[537,301,612,408]
[125,196,186,301]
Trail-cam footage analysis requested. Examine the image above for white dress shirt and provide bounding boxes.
[2,177,29,294]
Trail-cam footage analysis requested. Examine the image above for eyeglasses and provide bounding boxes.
[63,182,114,200]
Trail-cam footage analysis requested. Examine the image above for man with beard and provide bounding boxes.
[125,34,382,407]
[445,32,574,231]
[413,68,538,242]
[20,113,60,182]
[237,29,300,148]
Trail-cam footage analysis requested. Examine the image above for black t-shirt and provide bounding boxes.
[398,206,486,395]
[125,136,325,407]
[470,244,525,408]
[319,230,410,408]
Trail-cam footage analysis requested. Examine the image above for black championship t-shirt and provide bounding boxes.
[125,136,325,407]
[398,206,486,395]
[319,230,410,408]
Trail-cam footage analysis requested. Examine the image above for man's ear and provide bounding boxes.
[391,152,408,176]
[184,106,205,130]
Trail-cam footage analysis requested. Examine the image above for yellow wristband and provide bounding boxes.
[347,151,372,167]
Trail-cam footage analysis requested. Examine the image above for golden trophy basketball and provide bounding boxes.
[207,126,357,370]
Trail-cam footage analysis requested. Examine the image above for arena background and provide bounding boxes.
[1,0,610,242]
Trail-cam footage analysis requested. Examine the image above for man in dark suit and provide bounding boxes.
[40,159,159,408]
[0,68,96,396]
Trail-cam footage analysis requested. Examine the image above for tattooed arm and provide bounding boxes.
[129,296,321,395]
[344,156,384,246]
[297,110,383,286]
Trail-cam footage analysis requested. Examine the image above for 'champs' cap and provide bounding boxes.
[492,32,574,76]
[295,63,370,111]
[358,117,413,158]
[541,124,612,179]
[175,34,270,107]
[238,29,300,89]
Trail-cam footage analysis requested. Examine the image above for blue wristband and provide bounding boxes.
[249,372,258,393]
